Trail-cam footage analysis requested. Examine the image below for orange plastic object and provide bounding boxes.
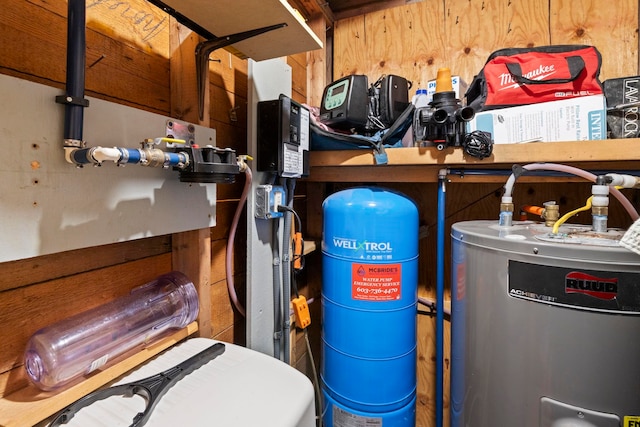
[293,232,303,270]
[292,296,311,329]
[435,67,453,92]
[521,205,545,217]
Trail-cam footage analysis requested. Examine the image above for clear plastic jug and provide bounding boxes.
[24,271,199,391]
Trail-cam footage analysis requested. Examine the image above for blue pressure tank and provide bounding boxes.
[321,187,418,426]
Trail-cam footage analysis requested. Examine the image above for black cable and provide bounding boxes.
[417,309,451,321]
[278,204,302,232]
[277,204,306,273]
[463,130,494,159]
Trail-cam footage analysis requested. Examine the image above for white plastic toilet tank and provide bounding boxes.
[52,338,316,427]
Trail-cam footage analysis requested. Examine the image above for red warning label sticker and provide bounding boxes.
[352,263,402,301]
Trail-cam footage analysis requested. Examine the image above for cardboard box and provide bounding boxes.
[603,76,640,139]
[466,95,607,144]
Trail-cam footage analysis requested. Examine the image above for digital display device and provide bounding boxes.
[319,75,369,130]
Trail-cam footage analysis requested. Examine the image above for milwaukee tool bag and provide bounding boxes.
[465,45,604,111]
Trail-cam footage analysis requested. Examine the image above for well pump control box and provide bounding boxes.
[257,94,310,178]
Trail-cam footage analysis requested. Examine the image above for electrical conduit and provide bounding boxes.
[272,217,282,360]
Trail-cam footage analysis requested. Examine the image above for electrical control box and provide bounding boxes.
[319,75,369,130]
[257,94,310,178]
[379,75,410,126]
[255,184,285,219]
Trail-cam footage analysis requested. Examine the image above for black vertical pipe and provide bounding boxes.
[63,0,87,143]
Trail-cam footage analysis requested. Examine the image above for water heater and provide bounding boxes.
[451,220,640,426]
[321,187,418,426]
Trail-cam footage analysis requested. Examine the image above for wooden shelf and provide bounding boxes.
[0,322,198,427]
[307,139,640,183]
[157,0,322,60]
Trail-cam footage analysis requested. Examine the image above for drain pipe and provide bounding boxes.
[56,0,89,148]
[435,168,447,427]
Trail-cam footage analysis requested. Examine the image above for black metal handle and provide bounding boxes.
[505,55,585,85]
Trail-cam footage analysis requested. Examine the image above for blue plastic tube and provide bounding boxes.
[436,172,446,427]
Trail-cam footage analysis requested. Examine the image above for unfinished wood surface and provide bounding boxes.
[330,0,639,99]
[333,3,446,88]
[306,14,329,107]
[289,52,309,104]
[172,230,213,338]
[445,0,550,84]
[417,290,451,427]
[169,20,213,339]
[206,50,249,154]
[550,0,639,80]
[35,0,171,57]
[0,0,171,114]
[0,323,197,427]
[170,19,205,122]
[0,236,171,293]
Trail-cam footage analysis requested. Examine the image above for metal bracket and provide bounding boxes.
[55,94,90,108]
[195,23,287,121]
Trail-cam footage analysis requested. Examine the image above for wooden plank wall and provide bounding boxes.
[332,0,638,89]
[320,1,639,426]
[0,1,312,423]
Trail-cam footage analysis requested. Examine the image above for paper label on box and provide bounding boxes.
[467,95,606,144]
